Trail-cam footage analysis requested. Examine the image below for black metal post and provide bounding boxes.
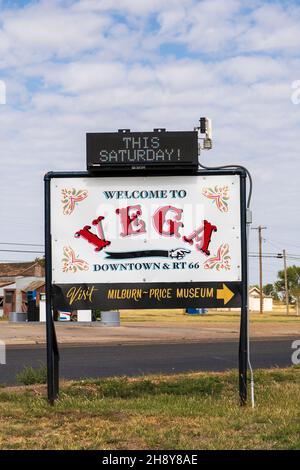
[52,318,59,399]
[44,173,59,404]
[239,172,248,405]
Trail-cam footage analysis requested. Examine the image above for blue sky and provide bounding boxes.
[0,0,300,285]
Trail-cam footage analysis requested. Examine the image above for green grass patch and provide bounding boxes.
[66,374,224,400]
[0,367,299,450]
[120,309,300,323]
[16,364,47,385]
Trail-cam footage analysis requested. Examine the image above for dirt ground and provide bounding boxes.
[1,309,299,346]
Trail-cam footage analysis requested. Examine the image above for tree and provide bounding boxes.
[34,256,45,267]
[263,283,279,300]
[274,265,300,310]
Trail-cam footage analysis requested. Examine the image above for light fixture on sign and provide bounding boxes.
[196,117,212,151]
[203,137,212,150]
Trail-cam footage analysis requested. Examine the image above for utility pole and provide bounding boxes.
[283,249,289,315]
[252,226,267,314]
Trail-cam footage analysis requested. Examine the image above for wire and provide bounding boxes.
[198,147,254,407]
[265,238,300,250]
[247,222,255,408]
[0,242,44,247]
[0,249,44,254]
[0,260,28,262]
[249,255,281,258]
[263,238,283,250]
[250,256,300,261]
[198,161,253,208]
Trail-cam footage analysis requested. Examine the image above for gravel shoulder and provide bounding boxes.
[1,317,299,346]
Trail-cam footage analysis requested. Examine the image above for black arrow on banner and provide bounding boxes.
[105,248,191,260]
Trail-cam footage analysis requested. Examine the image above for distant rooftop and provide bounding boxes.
[0,280,15,288]
[0,262,44,278]
[21,279,45,292]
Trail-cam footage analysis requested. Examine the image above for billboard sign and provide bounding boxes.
[50,174,242,310]
[86,131,198,169]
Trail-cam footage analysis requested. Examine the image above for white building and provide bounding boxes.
[249,286,273,312]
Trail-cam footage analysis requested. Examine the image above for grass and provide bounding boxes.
[0,367,299,450]
[16,364,47,385]
[120,308,300,323]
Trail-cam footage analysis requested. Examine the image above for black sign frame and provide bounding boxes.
[86,130,199,170]
[44,167,249,407]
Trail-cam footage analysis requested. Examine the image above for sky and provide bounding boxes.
[0,0,300,285]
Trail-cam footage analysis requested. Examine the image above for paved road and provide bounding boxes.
[0,338,298,385]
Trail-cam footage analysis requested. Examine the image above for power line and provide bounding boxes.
[0,249,44,254]
[250,251,279,255]
[0,242,44,247]
[265,238,300,250]
[249,252,300,259]
[0,260,30,263]
[249,255,280,259]
[263,238,282,250]
[249,255,300,260]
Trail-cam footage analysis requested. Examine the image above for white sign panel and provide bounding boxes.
[50,174,242,310]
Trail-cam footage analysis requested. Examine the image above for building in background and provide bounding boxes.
[0,280,16,317]
[0,262,45,318]
[249,286,273,312]
[218,286,273,313]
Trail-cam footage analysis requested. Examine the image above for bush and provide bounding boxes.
[16,364,47,385]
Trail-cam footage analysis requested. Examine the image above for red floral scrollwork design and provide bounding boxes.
[204,243,231,271]
[61,188,88,215]
[62,246,89,273]
[202,186,229,212]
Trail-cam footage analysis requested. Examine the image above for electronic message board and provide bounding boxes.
[86,130,198,169]
[50,174,242,311]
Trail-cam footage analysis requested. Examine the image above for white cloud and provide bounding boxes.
[238,3,300,53]
[73,0,193,16]
[0,0,112,67]
[0,0,300,283]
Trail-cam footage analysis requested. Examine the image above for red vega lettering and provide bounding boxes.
[152,205,183,237]
[116,204,146,237]
[183,220,217,255]
[75,208,217,257]
[75,216,111,252]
